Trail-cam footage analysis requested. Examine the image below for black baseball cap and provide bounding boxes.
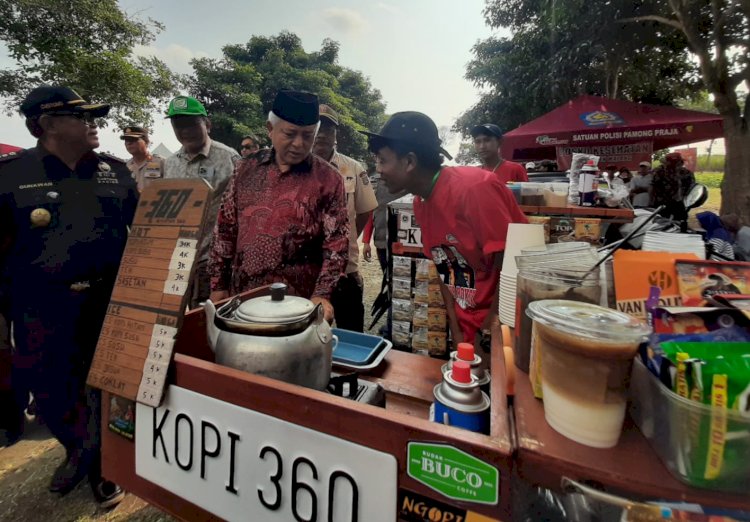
[272,89,319,126]
[20,86,110,118]
[470,123,503,139]
[359,111,453,160]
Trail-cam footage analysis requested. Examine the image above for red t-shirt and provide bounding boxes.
[491,160,528,183]
[413,166,528,342]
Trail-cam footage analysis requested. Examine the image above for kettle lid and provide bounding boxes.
[234,283,315,324]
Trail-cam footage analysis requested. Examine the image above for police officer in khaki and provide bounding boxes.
[313,104,378,331]
[121,125,165,192]
[0,86,137,508]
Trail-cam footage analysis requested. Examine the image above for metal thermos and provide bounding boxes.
[578,162,598,207]
[433,360,490,434]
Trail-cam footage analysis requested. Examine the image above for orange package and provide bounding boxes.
[613,250,699,319]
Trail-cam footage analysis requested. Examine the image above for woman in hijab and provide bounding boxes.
[697,211,735,260]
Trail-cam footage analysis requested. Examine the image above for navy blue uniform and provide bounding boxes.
[0,145,136,466]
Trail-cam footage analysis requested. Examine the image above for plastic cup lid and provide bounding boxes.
[526,299,649,343]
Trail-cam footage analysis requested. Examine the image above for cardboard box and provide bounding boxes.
[526,216,551,243]
[613,250,699,319]
[574,217,601,244]
[549,217,575,243]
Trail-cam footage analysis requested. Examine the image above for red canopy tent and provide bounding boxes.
[501,95,724,170]
[0,143,22,155]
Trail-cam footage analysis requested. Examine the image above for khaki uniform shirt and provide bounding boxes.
[127,153,165,193]
[329,151,377,274]
[164,139,240,261]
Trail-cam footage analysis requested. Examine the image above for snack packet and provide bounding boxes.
[659,342,750,485]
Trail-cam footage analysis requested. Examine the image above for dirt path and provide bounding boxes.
[0,243,386,522]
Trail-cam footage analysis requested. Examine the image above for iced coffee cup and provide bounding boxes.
[526,300,649,448]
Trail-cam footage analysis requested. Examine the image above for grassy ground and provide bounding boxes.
[695,172,722,214]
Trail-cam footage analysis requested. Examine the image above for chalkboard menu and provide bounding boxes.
[87,179,212,406]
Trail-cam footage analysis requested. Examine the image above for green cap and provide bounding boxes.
[166,96,207,118]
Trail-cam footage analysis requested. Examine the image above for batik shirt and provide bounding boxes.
[652,165,695,205]
[209,149,349,299]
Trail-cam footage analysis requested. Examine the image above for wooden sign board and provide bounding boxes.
[87,178,212,406]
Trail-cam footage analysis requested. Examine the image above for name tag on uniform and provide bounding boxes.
[144,162,162,179]
[199,166,215,181]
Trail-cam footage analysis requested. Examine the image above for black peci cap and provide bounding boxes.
[470,123,503,139]
[20,86,110,118]
[359,111,452,160]
[272,90,320,126]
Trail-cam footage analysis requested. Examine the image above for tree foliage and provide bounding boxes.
[0,0,178,127]
[456,0,698,136]
[187,32,387,161]
[624,0,750,220]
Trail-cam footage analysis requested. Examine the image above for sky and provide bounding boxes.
[0,0,504,157]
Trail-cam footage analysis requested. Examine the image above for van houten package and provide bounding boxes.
[613,250,699,319]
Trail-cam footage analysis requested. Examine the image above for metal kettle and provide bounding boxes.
[204,283,334,390]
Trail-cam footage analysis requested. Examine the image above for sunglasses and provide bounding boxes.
[46,111,99,124]
[241,144,257,150]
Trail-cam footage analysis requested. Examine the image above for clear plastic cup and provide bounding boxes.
[514,271,600,372]
[526,300,649,448]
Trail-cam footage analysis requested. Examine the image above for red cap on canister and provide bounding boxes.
[451,360,472,384]
[457,342,475,362]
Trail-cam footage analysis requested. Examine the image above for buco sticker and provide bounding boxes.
[407,442,499,505]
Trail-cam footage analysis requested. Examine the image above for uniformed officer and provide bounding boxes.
[0,86,137,507]
[313,104,378,331]
[121,125,165,192]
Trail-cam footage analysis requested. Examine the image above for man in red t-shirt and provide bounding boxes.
[471,123,528,183]
[361,113,527,348]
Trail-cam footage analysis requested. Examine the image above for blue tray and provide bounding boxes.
[332,329,392,370]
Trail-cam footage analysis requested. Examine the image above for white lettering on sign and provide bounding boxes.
[136,386,397,522]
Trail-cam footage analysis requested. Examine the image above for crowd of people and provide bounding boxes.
[0,84,530,509]
[1,83,745,511]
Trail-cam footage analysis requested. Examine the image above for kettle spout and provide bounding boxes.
[204,300,219,352]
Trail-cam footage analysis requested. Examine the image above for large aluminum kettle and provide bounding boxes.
[204,283,334,390]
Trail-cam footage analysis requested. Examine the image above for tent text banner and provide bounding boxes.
[556,142,654,170]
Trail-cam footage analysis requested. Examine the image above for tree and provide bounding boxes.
[187,32,387,161]
[622,1,750,221]
[454,141,480,165]
[0,0,177,128]
[456,1,697,137]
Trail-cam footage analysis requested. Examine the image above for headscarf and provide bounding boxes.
[697,211,733,242]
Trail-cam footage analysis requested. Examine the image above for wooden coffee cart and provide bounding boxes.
[99,303,750,521]
[92,180,748,520]
[100,290,515,521]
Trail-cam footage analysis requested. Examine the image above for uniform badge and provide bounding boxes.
[46,191,59,200]
[98,161,111,172]
[30,208,51,228]
[359,171,371,185]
